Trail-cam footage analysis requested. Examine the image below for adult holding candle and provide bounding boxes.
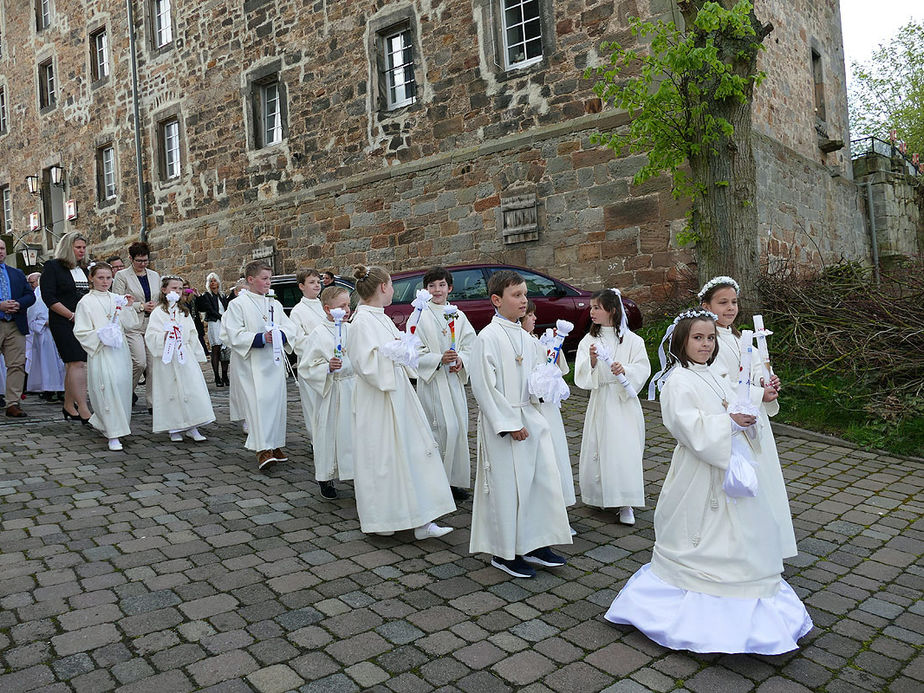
[700,276,797,559]
[415,267,477,501]
[113,242,160,409]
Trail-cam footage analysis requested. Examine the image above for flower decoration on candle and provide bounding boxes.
[97,294,128,349]
[381,290,429,369]
[330,307,346,358]
[443,304,458,351]
[528,319,574,407]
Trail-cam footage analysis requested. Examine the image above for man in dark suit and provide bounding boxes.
[0,239,36,417]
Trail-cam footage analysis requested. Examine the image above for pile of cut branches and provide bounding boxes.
[756,258,924,420]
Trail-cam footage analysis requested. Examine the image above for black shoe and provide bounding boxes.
[523,547,567,567]
[318,481,337,499]
[215,378,225,387]
[490,556,536,579]
[62,407,79,421]
[132,393,138,406]
[450,486,470,501]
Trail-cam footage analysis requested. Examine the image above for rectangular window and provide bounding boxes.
[502,0,543,69]
[0,86,7,135]
[1,186,11,234]
[91,29,110,81]
[36,0,52,31]
[39,59,56,110]
[162,119,180,179]
[153,0,173,48]
[97,145,116,201]
[261,82,282,146]
[811,49,826,123]
[383,28,416,110]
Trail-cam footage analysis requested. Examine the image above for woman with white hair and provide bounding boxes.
[195,272,229,386]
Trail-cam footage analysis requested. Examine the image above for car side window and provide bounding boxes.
[450,269,488,300]
[392,275,422,304]
[516,269,561,297]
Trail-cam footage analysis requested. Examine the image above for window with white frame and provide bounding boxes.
[91,28,110,81]
[261,81,282,146]
[0,86,7,135]
[382,27,416,110]
[502,0,543,69]
[161,118,180,179]
[97,145,117,201]
[39,59,55,110]
[36,0,52,31]
[1,185,11,234]
[152,0,173,49]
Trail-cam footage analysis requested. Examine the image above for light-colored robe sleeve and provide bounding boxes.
[623,332,652,395]
[661,374,731,470]
[470,330,522,435]
[351,314,398,392]
[574,333,595,391]
[452,310,476,385]
[73,299,103,357]
[415,309,445,384]
[299,322,337,397]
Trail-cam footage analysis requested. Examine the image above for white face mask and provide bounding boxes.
[166,291,181,304]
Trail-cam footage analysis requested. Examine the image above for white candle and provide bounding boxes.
[737,330,754,406]
[752,315,773,383]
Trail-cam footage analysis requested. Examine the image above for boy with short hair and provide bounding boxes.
[416,267,477,500]
[299,286,355,499]
[469,270,572,578]
[220,261,296,470]
[290,269,326,442]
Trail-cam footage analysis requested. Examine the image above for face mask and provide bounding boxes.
[166,291,181,303]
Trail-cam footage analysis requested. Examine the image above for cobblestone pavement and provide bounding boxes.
[1,380,922,693]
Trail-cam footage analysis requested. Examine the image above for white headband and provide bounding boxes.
[697,276,739,301]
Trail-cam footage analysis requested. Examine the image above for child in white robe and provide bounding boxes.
[349,264,455,540]
[520,302,576,520]
[219,261,297,470]
[26,276,66,399]
[470,271,572,579]
[699,276,797,559]
[415,267,477,501]
[575,289,650,524]
[290,269,326,444]
[145,276,215,442]
[299,286,355,499]
[73,262,138,451]
[605,309,812,654]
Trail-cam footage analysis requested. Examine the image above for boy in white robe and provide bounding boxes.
[415,267,477,501]
[299,286,355,499]
[290,269,326,444]
[469,270,572,579]
[73,263,138,451]
[145,276,215,442]
[219,261,296,470]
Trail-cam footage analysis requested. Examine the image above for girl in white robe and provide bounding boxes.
[605,310,812,654]
[145,276,215,442]
[700,276,797,559]
[27,284,66,396]
[348,265,455,539]
[73,263,138,451]
[219,263,297,470]
[575,289,650,524]
[299,286,355,496]
[415,268,477,497]
[290,270,327,442]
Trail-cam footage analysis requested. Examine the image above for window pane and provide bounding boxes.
[164,120,179,178]
[0,88,6,133]
[384,29,415,109]
[96,32,110,78]
[451,269,488,300]
[262,83,282,145]
[516,269,558,297]
[156,0,173,47]
[503,0,543,68]
[391,276,422,304]
[102,147,116,199]
[2,188,11,233]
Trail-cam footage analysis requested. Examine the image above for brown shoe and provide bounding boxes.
[273,447,288,462]
[5,404,26,418]
[257,450,277,470]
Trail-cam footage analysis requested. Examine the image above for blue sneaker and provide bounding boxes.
[523,547,567,567]
[491,555,536,578]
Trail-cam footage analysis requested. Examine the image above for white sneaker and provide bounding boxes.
[186,428,207,442]
[169,431,183,442]
[108,438,123,451]
[619,507,636,526]
[414,522,453,540]
[374,531,395,537]
[242,421,249,434]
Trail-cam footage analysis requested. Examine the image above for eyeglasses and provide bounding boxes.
[133,258,149,263]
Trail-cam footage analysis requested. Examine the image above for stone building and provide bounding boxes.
[0,0,869,302]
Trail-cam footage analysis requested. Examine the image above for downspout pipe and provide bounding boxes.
[865,180,880,286]
[126,0,148,243]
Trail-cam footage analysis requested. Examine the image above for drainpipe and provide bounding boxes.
[865,180,880,286]
[126,0,148,243]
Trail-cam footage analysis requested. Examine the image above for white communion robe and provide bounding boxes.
[26,286,66,392]
[415,303,476,489]
[469,315,572,560]
[144,306,215,434]
[605,364,812,654]
[73,290,139,439]
[712,325,797,559]
[531,339,576,507]
[291,297,327,440]
[219,290,296,452]
[299,320,355,482]
[575,327,650,508]
[349,304,456,534]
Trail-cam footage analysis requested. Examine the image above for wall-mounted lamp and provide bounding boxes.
[25,175,40,196]
[50,165,65,187]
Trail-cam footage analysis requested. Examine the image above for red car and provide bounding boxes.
[385,264,642,352]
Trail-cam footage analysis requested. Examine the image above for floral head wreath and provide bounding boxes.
[647,308,719,400]
[697,276,739,301]
[607,287,629,336]
[162,274,183,283]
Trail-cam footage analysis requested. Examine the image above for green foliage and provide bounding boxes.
[585,1,766,200]
[849,20,924,158]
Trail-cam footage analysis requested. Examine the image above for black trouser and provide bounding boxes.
[210,345,228,383]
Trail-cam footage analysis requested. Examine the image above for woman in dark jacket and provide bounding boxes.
[195,272,230,386]
[40,231,92,421]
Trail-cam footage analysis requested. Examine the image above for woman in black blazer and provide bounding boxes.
[40,232,92,421]
[195,272,230,385]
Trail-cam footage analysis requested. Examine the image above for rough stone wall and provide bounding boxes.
[0,0,868,304]
[853,154,923,261]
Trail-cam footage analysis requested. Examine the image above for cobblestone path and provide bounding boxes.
[1,382,921,692]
